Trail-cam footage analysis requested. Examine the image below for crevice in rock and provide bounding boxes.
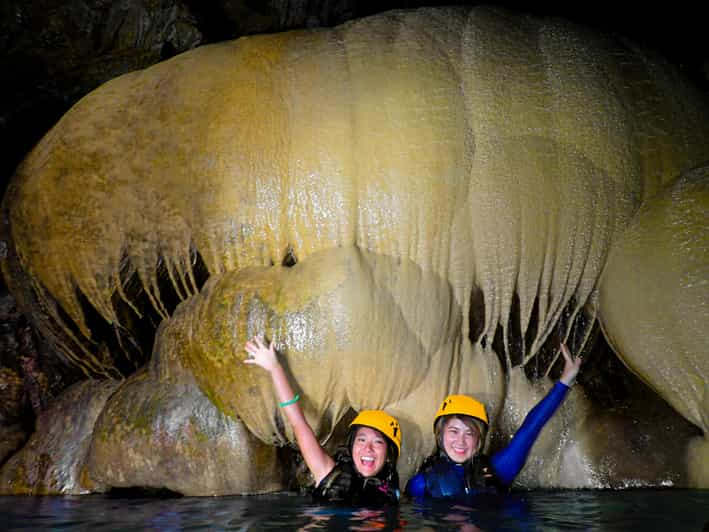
[282,246,298,267]
[468,284,485,346]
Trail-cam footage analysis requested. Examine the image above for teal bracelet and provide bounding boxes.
[279,394,300,408]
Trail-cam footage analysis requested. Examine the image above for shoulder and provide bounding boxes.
[313,457,355,502]
[405,472,427,497]
[317,454,353,485]
[406,455,448,497]
[325,453,355,478]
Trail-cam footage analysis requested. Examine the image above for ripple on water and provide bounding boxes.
[1,489,708,531]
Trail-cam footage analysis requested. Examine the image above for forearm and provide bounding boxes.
[269,363,298,404]
[269,363,309,432]
[490,381,569,485]
[268,363,334,483]
[245,336,334,483]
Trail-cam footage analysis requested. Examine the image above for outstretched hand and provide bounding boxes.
[244,334,279,372]
[559,343,582,387]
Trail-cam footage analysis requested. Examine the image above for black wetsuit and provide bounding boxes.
[313,453,400,505]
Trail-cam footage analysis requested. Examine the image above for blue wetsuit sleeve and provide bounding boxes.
[490,381,569,486]
[405,472,427,498]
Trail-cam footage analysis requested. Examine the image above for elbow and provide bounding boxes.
[490,454,522,486]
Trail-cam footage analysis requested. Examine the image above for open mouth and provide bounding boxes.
[359,456,377,469]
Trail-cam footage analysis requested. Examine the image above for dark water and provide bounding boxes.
[1,489,708,531]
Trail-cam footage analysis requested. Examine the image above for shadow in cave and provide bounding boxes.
[107,486,184,498]
[56,245,212,378]
[467,284,685,410]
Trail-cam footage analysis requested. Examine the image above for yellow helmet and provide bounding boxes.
[434,394,489,429]
[350,410,402,455]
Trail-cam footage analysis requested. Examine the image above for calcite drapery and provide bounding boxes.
[599,165,709,486]
[2,6,709,492]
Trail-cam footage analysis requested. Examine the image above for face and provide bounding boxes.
[351,427,388,477]
[442,416,480,464]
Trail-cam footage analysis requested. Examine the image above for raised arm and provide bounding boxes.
[558,343,583,387]
[244,335,335,485]
[490,343,582,485]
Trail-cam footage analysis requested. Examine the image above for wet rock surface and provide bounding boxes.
[84,368,285,496]
[0,378,120,494]
[2,1,706,192]
[0,291,76,468]
[0,314,286,496]
[0,423,26,467]
[0,0,204,186]
[0,0,365,187]
[0,1,707,494]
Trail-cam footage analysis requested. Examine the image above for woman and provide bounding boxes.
[244,335,401,504]
[406,343,582,499]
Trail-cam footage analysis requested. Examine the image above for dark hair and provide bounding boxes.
[334,426,399,492]
[347,425,399,466]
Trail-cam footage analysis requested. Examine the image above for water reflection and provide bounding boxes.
[297,505,404,530]
[1,489,708,531]
[408,492,537,532]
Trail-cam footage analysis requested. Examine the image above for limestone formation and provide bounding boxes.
[599,164,709,486]
[0,379,119,495]
[2,7,708,492]
[83,369,284,496]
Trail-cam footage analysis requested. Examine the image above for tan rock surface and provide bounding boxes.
[84,368,284,496]
[2,7,709,491]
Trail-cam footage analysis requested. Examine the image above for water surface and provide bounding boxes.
[2,489,707,531]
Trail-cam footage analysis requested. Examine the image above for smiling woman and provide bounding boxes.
[244,335,401,505]
[2,3,708,496]
[351,426,388,474]
[407,344,582,499]
[441,416,482,463]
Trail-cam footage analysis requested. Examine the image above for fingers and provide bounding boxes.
[244,334,273,361]
[560,343,582,361]
[575,353,584,368]
[244,341,258,355]
[560,342,583,369]
[245,334,266,350]
[560,343,572,362]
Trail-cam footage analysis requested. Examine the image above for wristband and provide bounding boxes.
[279,394,300,408]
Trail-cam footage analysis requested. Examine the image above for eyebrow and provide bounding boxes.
[447,426,473,434]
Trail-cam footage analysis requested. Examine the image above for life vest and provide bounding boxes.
[417,454,501,499]
[312,453,400,505]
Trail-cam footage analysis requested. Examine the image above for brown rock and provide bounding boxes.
[0,423,27,466]
[84,368,285,496]
[0,379,119,494]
